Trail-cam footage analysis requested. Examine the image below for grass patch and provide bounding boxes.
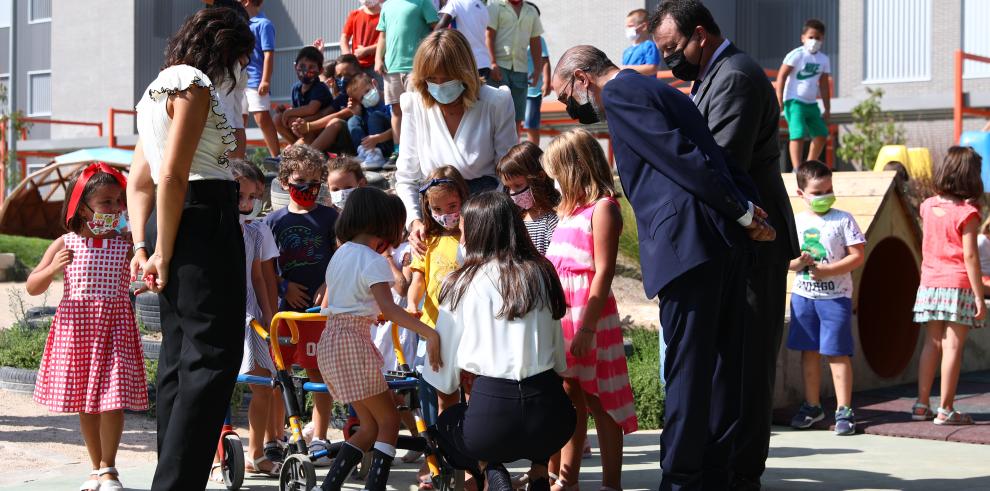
[617,197,639,264]
[626,326,664,430]
[0,322,50,369]
[0,234,52,270]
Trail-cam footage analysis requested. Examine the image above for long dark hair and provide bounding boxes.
[164,8,254,92]
[934,146,983,200]
[335,187,406,247]
[439,192,567,320]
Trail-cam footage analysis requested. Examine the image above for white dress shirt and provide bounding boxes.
[422,262,567,395]
[395,85,517,226]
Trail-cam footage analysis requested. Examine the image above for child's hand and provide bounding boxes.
[360,134,381,151]
[259,80,270,97]
[375,59,387,77]
[284,282,311,310]
[799,252,815,267]
[424,331,443,371]
[570,328,595,358]
[312,37,324,50]
[49,248,72,274]
[809,264,832,280]
[976,296,986,321]
[291,119,307,137]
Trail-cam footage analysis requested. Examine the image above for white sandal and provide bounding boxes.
[79,470,100,491]
[247,455,282,477]
[97,467,123,491]
[209,463,225,484]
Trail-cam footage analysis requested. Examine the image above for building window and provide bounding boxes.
[28,0,51,24]
[0,74,8,102]
[964,0,990,78]
[864,0,931,83]
[27,70,51,116]
[0,0,11,28]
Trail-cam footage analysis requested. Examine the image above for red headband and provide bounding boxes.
[65,162,128,225]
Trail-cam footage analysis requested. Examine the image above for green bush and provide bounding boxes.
[616,197,640,264]
[0,234,53,270]
[0,322,50,369]
[145,359,158,417]
[626,327,664,430]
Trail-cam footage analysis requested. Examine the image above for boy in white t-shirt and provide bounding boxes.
[787,161,866,436]
[776,19,831,169]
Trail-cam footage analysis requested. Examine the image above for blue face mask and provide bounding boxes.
[335,77,348,92]
[427,80,465,105]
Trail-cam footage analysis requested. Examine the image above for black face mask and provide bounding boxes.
[565,81,600,125]
[664,34,702,81]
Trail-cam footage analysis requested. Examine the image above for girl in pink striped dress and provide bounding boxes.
[27,163,147,491]
[544,129,637,491]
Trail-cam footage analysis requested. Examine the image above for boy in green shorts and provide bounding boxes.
[776,19,831,169]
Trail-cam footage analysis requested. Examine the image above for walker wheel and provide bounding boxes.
[221,434,245,490]
[279,454,316,491]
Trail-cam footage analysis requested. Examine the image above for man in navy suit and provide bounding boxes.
[551,45,776,491]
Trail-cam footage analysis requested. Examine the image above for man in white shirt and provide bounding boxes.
[435,0,492,79]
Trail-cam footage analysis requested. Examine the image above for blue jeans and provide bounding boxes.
[347,111,394,156]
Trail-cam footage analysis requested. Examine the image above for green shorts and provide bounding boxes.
[784,99,828,140]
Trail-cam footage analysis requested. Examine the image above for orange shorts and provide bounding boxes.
[273,319,327,370]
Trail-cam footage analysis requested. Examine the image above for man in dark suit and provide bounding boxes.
[551,45,776,491]
[650,2,801,489]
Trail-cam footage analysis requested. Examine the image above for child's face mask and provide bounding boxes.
[806,193,835,213]
[288,181,321,207]
[86,210,125,236]
[431,211,461,230]
[509,186,535,210]
[331,188,355,209]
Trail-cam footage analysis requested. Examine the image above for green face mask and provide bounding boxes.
[808,193,836,213]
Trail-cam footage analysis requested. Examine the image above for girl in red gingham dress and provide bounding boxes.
[315,188,442,490]
[27,163,147,491]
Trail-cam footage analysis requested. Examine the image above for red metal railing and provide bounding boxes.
[954,50,990,143]
[108,108,137,149]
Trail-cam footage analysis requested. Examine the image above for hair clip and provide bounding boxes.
[419,178,454,194]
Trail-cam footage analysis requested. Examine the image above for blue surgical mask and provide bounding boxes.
[427,80,465,105]
[361,88,381,108]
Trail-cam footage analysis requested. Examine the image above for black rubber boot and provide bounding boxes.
[320,442,364,491]
[362,449,395,491]
[485,464,513,491]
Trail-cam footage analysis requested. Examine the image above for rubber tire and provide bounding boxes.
[142,339,161,360]
[25,306,57,319]
[222,434,245,490]
[134,292,162,333]
[278,454,316,491]
[0,367,37,393]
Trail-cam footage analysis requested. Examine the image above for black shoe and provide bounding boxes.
[320,442,364,491]
[730,475,762,491]
[363,449,395,491]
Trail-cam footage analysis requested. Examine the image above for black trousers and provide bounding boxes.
[659,248,747,491]
[149,180,246,491]
[435,370,576,478]
[731,250,789,481]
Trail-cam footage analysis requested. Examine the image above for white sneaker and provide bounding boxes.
[308,438,334,467]
[361,147,387,171]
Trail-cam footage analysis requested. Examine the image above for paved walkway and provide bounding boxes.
[3,427,989,490]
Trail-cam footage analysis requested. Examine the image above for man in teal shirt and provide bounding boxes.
[486,0,544,124]
[376,0,439,166]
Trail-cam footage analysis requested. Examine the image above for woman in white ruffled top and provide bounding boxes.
[126,7,255,490]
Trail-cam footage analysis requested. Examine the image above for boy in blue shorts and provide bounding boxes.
[788,161,865,436]
[242,0,281,157]
[776,18,831,168]
[523,3,549,145]
[621,8,660,75]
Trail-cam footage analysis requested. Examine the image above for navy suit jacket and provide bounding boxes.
[603,69,757,298]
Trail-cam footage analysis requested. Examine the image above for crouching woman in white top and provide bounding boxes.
[423,191,576,491]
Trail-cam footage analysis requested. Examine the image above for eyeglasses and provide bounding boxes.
[556,67,591,104]
[419,178,454,194]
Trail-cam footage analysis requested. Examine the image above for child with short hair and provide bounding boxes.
[621,8,660,75]
[912,146,986,426]
[776,18,831,167]
[316,187,442,490]
[543,129,637,490]
[274,46,335,145]
[496,141,559,255]
[242,0,280,157]
[376,0,439,166]
[296,54,361,155]
[347,72,394,170]
[265,144,338,465]
[29,164,147,491]
[786,160,866,436]
[327,155,368,210]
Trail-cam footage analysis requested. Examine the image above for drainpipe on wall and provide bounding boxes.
[2,0,16,202]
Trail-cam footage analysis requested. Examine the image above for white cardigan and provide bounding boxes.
[422,263,567,395]
[395,85,517,226]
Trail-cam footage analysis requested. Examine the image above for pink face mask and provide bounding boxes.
[509,186,535,210]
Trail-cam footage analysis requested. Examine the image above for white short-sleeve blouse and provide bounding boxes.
[136,65,237,183]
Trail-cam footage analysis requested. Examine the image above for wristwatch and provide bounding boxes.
[133,241,147,254]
